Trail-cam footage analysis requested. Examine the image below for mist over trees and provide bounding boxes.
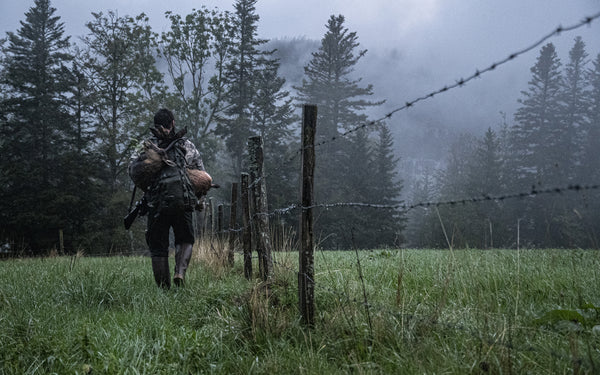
[1,0,599,254]
[407,39,600,249]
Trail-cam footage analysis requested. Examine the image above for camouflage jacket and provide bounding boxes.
[130,136,205,171]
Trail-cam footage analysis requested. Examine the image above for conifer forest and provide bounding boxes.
[1,0,600,254]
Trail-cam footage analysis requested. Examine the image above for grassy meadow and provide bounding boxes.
[1,246,599,374]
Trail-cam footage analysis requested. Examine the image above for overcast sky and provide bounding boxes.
[2,0,600,156]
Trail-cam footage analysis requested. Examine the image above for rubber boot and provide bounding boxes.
[174,243,193,287]
[151,257,171,289]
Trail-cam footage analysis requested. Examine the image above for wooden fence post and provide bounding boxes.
[299,104,317,327]
[206,197,214,238]
[241,173,252,279]
[248,136,273,280]
[229,182,239,267]
[217,204,224,240]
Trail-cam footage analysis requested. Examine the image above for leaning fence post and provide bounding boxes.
[228,182,239,267]
[241,173,252,279]
[248,136,273,280]
[299,104,317,327]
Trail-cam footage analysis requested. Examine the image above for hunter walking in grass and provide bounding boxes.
[129,108,209,289]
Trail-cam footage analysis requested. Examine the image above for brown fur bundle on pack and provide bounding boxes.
[187,169,219,197]
[128,141,165,192]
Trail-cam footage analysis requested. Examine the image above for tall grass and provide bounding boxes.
[1,247,599,374]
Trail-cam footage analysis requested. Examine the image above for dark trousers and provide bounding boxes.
[146,209,194,257]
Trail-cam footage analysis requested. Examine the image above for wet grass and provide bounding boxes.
[1,248,599,374]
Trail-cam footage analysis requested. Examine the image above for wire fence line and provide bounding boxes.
[245,10,600,197]
[241,182,600,221]
[312,10,600,150]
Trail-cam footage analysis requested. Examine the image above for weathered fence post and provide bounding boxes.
[229,182,239,267]
[248,136,273,280]
[299,104,317,327]
[217,204,224,240]
[206,197,214,237]
[59,229,64,254]
[241,173,252,279]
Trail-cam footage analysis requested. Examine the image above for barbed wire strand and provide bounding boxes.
[247,11,600,191]
[312,11,600,150]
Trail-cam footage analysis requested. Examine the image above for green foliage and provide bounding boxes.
[0,0,91,253]
[159,7,232,159]
[77,10,165,190]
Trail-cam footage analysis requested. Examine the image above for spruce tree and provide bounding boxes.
[467,128,508,247]
[560,36,590,181]
[512,43,563,187]
[582,53,600,184]
[295,15,390,249]
[578,53,600,248]
[217,0,266,176]
[0,0,79,252]
[251,58,297,209]
[405,168,437,248]
[368,125,405,247]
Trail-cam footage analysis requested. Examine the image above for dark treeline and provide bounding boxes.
[3,1,598,254]
[0,0,403,254]
[406,37,600,249]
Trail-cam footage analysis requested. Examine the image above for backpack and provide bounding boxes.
[146,138,197,214]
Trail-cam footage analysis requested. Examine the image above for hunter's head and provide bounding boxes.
[154,108,175,132]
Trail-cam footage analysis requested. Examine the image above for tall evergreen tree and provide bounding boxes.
[295,15,395,249]
[578,53,600,248]
[368,125,405,247]
[0,0,82,252]
[559,36,590,181]
[511,43,563,187]
[466,128,509,247]
[252,58,298,209]
[405,167,437,248]
[434,133,479,248]
[217,0,266,176]
[582,53,600,184]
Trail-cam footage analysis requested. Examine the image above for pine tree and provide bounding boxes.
[295,15,389,249]
[368,125,405,247]
[512,43,563,187]
[560,36,590,181]
[466,128,509,247]
[0,0,79,252]
[217,0,266,176]
[252,58,298,209]
[582,53,600,184]
[578,53,600,248]
[405,167,437,248]
[435,133,479,248]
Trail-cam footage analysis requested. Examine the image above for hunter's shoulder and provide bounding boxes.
[180,138,199,150]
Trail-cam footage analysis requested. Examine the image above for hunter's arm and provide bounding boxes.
[183,139,205,171]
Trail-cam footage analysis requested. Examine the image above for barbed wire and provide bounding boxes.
[250,183,600,221]
[311,11,600,149]
[246,11,600,195]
